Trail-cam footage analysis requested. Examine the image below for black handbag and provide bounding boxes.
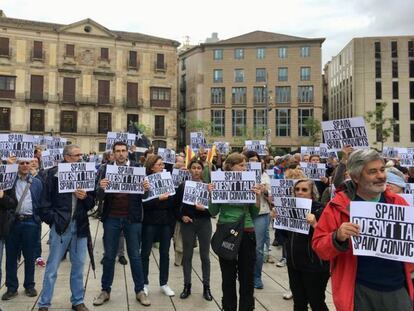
[211,213,245,260]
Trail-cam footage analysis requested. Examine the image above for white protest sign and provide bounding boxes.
[142,171,176,202]
[44,136,67,149]
[41,148,64,169]
[33,135,45,146]
[182,181,210,209]
[246,162,262,184]
[172,168,192,188]
[105,132,136,151]
[245,140,266,156]
[214,141,230,155]
[300,146,320,156]
[350,201,414,263]
[158,148,176,164]
[319,143,338,159]
[190,132,206,152]
[211,171,256,203]
[265,169,274,179]
[322,117,369,151]
[0,164,18,190]
[58,162,96,193]
[104,165,146,194]
[0,133,34,161]
[300,162,327,180]
[404,183,414,194]
[382,146,399,159]
[397,148,414,167]
[271,179,295,198]
[272,197,312,234]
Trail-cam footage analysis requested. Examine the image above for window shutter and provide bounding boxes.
[98,80,110,104]
[30,75,44,100]
[101,48,109,60]
[0,37,9,56]
[129,51,137,68]
[66,44,75,57]
[157,53,164,69]
[63,77,76,102]
[127,82,138,105]
[33,41,43,59]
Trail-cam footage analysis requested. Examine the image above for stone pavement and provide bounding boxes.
[0,218,335,310]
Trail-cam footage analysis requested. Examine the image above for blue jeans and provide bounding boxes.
[38,220,87,308]
[101,217,144,293]
[253,214,270,287]
[141,224,172,286]
[5,218,40,291]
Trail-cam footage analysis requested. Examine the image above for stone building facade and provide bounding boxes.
[178,31,325,151]
[325,36,414,147]
[0,11,179,152]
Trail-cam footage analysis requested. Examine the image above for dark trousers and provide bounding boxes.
[181,217,212,285]
[354,283,412,311]
[287,265,330,311]
[219,231,256,311]
[141,224,172,286]
[5,218,40,291]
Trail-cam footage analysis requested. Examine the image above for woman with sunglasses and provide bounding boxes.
[175,157,213,301]
[141,155,176,297]
[209,153,261,311]
[285,179,330,311]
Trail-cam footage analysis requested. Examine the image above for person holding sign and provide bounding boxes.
[93,142,150,307]
[37,145,95,311]
[1,159,43,302]
[175,157,213,301]
[312,149,414,311]
[285,179,330,311]
[141,155,176,297]
[209,153,261,311]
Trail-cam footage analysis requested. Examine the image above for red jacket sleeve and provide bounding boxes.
[312,202,350,261]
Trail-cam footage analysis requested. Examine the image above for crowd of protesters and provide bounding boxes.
[0,141,413,311]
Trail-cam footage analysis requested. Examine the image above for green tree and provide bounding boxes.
[304,117,322,146]
[364,102,395,152]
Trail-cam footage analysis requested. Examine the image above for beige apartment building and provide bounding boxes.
[325,36,414,147]
[178,31,325,151]
[0,11,179,152]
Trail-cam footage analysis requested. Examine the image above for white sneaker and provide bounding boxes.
[144,284,149,296]
[160,284,175,297]
[283,290,293,300]
[276,257,287,267]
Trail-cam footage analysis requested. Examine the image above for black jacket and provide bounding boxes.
[0,189,17,240]
[96,161,145,223]
[286,200,329,272]
[175,183,211,221]
[39,164,95,237]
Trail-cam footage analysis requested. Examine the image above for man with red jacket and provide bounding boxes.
[312,149,413,311]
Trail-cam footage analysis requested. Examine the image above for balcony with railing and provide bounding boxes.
[127,58,140,71]
[154,61,167,73]
[153,128,168,138]
[97,95,115,106]
[25,91,48,103]
[0,47,12,59]
[30,50,45,62]
[123,97,143,109]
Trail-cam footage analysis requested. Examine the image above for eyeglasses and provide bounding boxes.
[18,162,31,165]
[294,187,309,192]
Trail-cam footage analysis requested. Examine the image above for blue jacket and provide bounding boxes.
[39,164,95,237]
[11,174,43,224]
[96,161,145,223]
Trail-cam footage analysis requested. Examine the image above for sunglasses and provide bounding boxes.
[294,187,309,192]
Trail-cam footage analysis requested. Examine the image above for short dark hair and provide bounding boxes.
[112,141,128,152]
[144,154,162,175]
[187,157,204,170]
[242,150,260,161]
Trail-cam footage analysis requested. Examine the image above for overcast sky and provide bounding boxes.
[2,0,413,65]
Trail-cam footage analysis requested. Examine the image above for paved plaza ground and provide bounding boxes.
[0,218,334,310]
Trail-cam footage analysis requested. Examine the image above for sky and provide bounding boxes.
[2,0,414,65]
